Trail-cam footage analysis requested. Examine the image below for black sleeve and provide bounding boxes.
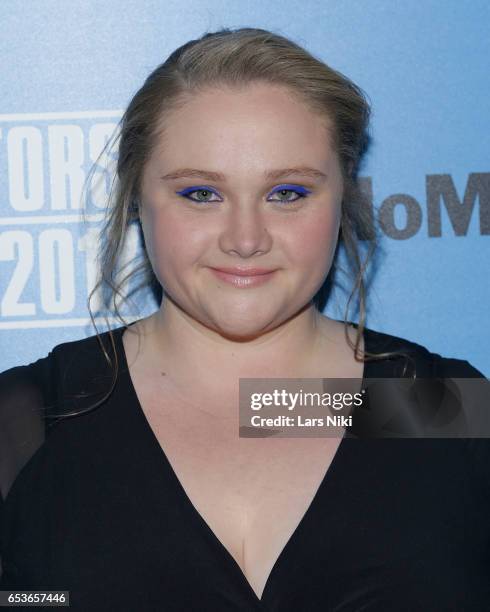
[0,354,53,582]
[433,354,490,497]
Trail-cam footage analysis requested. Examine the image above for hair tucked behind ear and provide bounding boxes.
[49,27,414,420]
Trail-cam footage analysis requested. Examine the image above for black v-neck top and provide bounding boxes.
[0,322,489,611]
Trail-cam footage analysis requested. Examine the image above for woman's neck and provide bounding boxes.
[136,301,336,389]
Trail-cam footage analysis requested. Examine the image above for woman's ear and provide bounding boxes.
[129,198,141,222]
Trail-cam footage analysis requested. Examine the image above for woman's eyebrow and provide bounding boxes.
[160,167,327,181]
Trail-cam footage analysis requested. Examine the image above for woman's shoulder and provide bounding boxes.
[0,325,123,418]
[358,322,486,379]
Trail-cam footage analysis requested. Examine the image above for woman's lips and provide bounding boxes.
[209,267,277,288]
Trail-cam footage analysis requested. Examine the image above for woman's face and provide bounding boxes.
[139,82,344,339]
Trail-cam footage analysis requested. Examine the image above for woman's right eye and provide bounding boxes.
[175,187,222,203]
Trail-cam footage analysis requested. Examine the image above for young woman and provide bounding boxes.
[1,28,488,611]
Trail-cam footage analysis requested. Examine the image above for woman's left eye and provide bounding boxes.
[267,185,312,203]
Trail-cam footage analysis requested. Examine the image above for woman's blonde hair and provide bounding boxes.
[56,27,413,419]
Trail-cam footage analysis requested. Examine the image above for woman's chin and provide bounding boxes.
[207,315,277,342]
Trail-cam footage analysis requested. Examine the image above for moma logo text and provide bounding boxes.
[360,173,489,239]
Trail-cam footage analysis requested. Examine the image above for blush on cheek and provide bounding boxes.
[298,207,340,251]
[141,208,206,286]
[294,212,340,284]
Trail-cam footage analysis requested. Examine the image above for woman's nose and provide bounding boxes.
[218,203,273,258]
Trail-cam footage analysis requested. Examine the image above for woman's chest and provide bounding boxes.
[137,400,345,599]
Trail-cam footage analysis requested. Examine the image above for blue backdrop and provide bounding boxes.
[1,0,489,375]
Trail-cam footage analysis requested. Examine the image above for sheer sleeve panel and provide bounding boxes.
[0,354,55,583]
[0,354,56,503]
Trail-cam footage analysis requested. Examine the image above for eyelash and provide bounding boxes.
[175,184,312,205]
